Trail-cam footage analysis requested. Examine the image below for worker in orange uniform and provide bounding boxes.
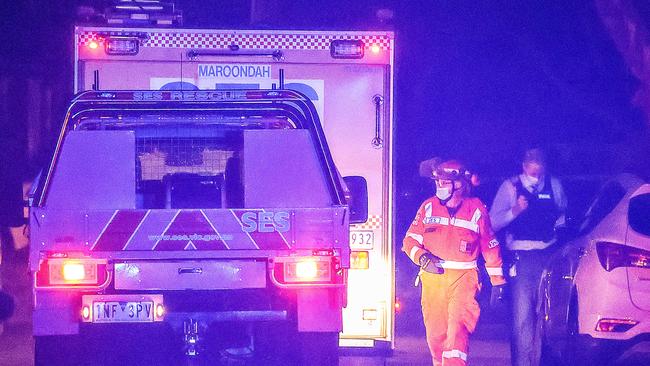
[403,160,506,366]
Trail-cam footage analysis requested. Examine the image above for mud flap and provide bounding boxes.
[297,288,342,332]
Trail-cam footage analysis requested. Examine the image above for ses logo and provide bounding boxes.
[241,211,290,233]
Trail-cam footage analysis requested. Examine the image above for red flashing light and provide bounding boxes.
[88,41,99,50]
[370,44,381,54]
[271,256,339,285]
[284,259,331,283]
[36,257,108,288]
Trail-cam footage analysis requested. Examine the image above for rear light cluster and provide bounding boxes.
[272,251,344,286]
[595,318,639,332]
[284,260,330,283]
[350,251,369,269]
[596,242,650,272]
[36,254,109,288]
[274,257,334,284]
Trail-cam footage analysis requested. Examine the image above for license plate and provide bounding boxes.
[350,230,374,250]
[93,301,154,323]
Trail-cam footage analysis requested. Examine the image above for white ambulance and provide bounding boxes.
[30,25,395,363]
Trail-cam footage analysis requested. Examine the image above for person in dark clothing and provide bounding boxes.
[489,148,567,366]
[0,290,14,321]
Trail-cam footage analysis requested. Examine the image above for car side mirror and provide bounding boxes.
[0,291,14,322]
[343,176,368,224]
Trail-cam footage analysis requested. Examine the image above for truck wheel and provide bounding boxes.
[34,335,84,366]
[298,332,339,366]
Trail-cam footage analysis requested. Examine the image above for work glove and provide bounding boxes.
[418,252,444,274]
[490,284,507,308]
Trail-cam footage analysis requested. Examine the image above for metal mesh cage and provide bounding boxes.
[136,137,234,189]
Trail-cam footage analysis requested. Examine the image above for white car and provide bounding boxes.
[538,174,650,365]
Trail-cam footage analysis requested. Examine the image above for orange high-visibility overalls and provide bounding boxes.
[403,196,505,366]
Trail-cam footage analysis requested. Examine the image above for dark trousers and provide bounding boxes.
[509,249,549,366]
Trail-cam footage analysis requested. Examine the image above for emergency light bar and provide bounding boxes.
[105,37,140,55]
[330,40,365,59]
[105,0,182,26]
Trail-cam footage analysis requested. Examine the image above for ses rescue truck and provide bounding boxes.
[29,25,394,364]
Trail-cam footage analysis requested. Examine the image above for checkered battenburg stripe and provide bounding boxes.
[353,214,382,230]
[79,31,391,51]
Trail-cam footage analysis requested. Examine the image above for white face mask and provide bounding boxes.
[525,175,539,186]
[436,187,452,201]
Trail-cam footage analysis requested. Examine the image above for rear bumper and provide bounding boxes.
[165,310,287,327]
[577,333,650,363]
[575,253,650,340]
[32,256,347,336]
[33,286,343,336]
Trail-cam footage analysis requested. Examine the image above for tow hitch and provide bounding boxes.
[183,318,201,357]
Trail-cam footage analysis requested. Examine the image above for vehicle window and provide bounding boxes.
[629,193,650,236]
[136,133,237,209]
[579,182,626,234]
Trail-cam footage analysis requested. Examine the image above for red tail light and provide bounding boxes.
[271,255,344,287]
[36,256,109,288]
[596,242,650,272]
[276,257,332,284]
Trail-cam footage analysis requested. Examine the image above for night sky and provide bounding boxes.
[0,0,648,226]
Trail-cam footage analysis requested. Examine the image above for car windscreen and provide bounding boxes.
[629,193,650,236]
